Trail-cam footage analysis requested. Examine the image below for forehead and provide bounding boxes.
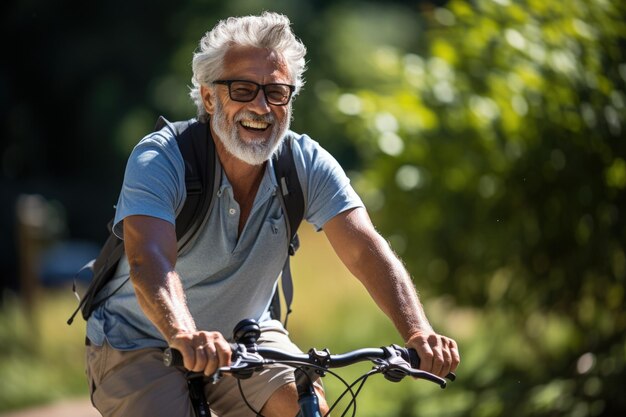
[221,46,291,83]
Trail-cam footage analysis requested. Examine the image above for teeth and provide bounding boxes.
[241,120,269,129]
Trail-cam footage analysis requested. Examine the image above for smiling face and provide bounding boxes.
[202,46,293,166]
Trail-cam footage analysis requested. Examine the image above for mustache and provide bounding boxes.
[234,111,275,124]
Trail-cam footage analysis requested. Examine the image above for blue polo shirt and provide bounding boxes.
[86,124,363,350]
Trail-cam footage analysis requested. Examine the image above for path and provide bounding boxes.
[0,398,100,417]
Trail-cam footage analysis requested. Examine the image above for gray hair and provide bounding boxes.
[190,12,307,122]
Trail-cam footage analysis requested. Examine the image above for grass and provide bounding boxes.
[0,288,89,412]
[0,226,474,415]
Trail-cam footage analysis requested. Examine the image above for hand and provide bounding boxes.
[169,331,232,375]
[406,331,460,378]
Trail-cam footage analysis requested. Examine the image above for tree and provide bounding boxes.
[311,0,626,415]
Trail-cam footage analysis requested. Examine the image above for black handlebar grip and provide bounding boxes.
[407,348,421,369]
[163,344,240,368]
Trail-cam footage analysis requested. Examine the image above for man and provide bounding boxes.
[85,11,460,417]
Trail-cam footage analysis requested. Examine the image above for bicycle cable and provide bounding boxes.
[323,367,363,417]
[332,368,384,417]
[236,379,263,416]
[235,360,361,417]
[329,359,413,417]
[233,353,420,417]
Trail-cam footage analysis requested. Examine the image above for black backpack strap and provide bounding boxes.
[270,134,305,327]
[273,135,305,251]
[157,116,220,254]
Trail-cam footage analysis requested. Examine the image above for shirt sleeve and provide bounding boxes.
[292,133,364,231]
[112,130,186,239]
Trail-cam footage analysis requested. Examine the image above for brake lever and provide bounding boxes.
[377,354,448,389]
[381,362,448,388]
[214,350,266,381]
[406,368,447,389]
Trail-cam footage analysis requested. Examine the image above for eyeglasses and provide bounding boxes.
[212,80,295,106]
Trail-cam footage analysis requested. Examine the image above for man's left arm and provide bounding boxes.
[323,207,460,378]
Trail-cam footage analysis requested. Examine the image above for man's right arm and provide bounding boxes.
[123,214,231,375]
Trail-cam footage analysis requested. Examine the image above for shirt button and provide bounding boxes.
[229,208,236,215]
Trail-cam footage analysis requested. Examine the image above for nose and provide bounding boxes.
[247,88,272,114]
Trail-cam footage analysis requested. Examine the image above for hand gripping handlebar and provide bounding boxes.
[163,319,455,389]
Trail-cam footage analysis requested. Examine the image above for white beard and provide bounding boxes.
[211,99,291,166]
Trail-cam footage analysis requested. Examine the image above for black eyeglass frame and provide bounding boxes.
[212,80,296,106]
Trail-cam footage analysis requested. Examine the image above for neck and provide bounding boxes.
[226,162,266,202]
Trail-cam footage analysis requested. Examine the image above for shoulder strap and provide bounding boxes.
[273,136,305,248]
[270,134,305,327]
[155,116,220,254]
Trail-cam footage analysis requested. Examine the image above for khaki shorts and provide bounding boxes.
[85,326,308,417]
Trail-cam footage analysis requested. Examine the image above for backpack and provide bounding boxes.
[67,116,304,327]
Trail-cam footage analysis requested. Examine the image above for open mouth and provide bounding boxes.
[240,119,271,132]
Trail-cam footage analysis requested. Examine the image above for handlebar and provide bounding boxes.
[164,343,454,389]
[164,319,455,417]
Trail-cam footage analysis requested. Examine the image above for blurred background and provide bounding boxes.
[1,0,625,416]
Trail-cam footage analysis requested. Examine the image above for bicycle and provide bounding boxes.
[164,319,456,417]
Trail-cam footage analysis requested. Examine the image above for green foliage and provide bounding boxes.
[308,0,626,415]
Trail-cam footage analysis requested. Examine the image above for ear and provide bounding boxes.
[200,85,215,114]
